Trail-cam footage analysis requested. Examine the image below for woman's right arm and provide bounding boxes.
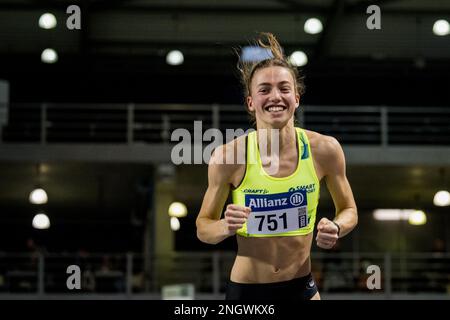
[196,144,250,245]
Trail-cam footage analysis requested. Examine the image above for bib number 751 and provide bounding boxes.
[246,206,307,234]
[254,212,287,231]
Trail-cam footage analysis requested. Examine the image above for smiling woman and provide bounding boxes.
[195,32,358,301]
[237,33,305,126]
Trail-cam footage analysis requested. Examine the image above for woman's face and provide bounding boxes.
[247,66,300,129]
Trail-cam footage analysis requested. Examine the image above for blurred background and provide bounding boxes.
[0,0,449,299]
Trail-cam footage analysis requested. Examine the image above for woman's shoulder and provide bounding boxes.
[209,134,247,185]
[302,129,343,159]
[209,134,247,167]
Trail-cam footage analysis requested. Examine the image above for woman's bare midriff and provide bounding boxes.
[230,233,313,283]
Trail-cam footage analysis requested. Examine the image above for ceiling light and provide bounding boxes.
[29,188,48,204]
[168,202,188,218]
[373,209,427,225]
[170,217,180,231]
[41,48,58,63]
[39,13,57,29]
[433,19,449,36]
[433,190,450,206]
[32,213,51,229]
[289,51,308,66]
[304,18,323,34]
[166,50,184,65]
[408,210,427,225]
[373,209,412,221]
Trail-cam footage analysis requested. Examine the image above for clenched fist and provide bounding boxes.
[316,218,339,249]
[223,204,251,236]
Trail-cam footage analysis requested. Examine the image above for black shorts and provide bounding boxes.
[225,273,318,301]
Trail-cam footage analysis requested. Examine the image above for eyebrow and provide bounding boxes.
[257,81,292,87]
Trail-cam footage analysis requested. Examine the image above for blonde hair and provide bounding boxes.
[236,32,305,123]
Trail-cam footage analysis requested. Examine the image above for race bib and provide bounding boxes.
[245,190,308,235]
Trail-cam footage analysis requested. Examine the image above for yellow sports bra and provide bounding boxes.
[231,127,320,237]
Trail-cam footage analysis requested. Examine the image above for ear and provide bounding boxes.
[246,96,254,112]
[295,94,300,110]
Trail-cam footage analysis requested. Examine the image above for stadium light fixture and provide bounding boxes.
[41,48,58,63]
[32,213,51,229]
[304,18,323,34]
[39,13,57,29]
[166,50,184,65]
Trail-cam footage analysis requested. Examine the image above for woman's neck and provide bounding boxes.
[256,120,297,155]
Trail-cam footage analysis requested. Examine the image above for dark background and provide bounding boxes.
[0,0,449,255]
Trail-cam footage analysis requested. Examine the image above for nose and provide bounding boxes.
[269,88,282,103]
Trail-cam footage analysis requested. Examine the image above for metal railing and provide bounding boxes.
[1,103,449,145]
[0,251,449,299]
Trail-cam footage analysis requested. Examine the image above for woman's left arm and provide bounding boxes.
[315,135,358,249]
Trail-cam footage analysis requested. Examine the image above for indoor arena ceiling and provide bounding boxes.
[0,0,450,62]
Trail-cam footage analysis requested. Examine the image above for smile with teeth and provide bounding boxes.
[265,105,287,112]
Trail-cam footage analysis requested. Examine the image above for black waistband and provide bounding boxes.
[225,272,317,300]
[228,272,312,287]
